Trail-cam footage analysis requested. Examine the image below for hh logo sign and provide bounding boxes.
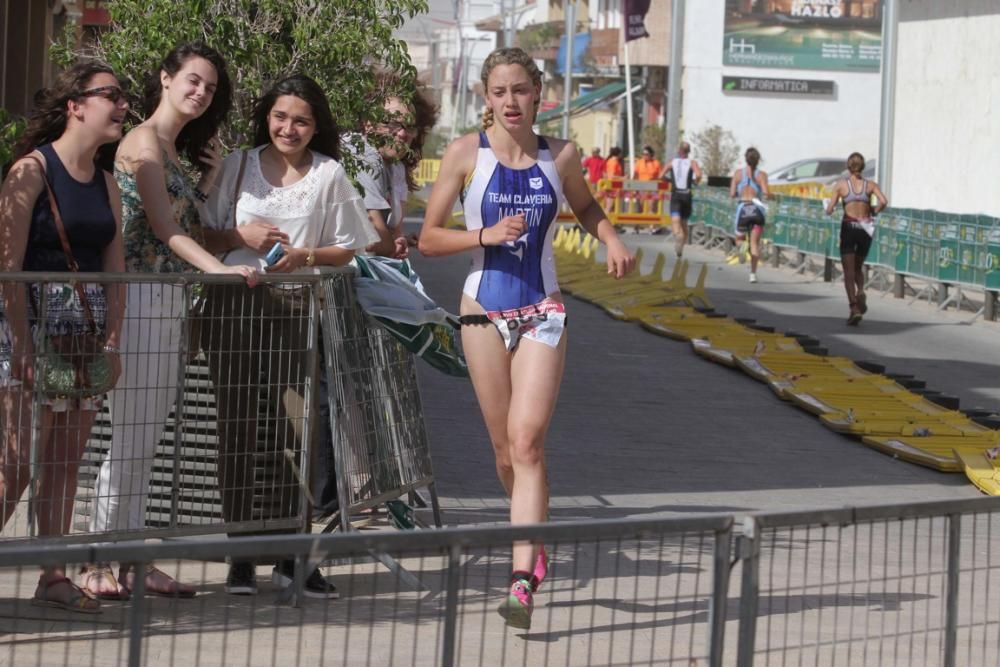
[529,177,543,190]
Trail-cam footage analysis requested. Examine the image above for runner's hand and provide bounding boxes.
[482,213,525,246]
[605,237,635,279]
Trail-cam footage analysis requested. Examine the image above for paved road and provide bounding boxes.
[3,220,996,667]
[405,220,991,523]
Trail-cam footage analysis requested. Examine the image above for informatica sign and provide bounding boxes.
[722,76,835,96]
[723,0,883,72]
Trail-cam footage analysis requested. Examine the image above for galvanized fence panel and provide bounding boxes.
[0,270,438,545]
[736,497,1000,667]
[0,516,734,667]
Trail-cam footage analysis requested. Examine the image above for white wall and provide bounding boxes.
[682,2,881,175]
[890,2,1000,215]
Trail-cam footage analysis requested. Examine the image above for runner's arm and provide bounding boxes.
[417,134,483,257]
[758,171,771,199]
[870,182,888,215]
[825,181,844,215]
[553,139,634,279]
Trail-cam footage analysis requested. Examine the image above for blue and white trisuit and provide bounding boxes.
[459,131,567,351]
[733,167,766,235]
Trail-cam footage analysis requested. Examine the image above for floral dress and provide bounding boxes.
[116,152,204,273]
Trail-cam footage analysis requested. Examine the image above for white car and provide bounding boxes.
[769,158,845,184]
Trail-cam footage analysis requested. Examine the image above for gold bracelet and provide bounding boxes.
[305,248,316,267]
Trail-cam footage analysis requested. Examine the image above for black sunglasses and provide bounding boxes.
[77,85,127,104]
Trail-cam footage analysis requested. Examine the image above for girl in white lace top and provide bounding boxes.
[200,74,376,599]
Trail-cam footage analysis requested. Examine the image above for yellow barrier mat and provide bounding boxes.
[862,435,1000,472]
[958,450,1000,495]
[554,228,1000,488]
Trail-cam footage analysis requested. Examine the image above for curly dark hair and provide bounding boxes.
[12,60,117,163]
[142,42,232,173]
[251,74,340,160]
[401,84,438,192]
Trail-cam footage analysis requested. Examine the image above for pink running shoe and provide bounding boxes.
[532,546,549,591]
[497,577,534,629]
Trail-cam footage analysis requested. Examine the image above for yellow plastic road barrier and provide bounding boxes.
[769,181,832,200]
[415,159,440,187]
[595,178,671,229]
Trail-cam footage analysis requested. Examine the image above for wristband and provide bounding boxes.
[103,344,120,353]
[478,228,485,248]
[193,188,209,203]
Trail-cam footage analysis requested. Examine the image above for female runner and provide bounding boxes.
[418,47,634,629]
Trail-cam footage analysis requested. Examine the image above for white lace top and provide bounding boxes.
[204,145,378,272]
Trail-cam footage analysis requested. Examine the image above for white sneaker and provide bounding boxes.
[749,273,758,283]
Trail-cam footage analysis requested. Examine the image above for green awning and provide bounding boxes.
[535,81,641,124]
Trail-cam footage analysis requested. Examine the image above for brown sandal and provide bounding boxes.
[81,564,130,601]
[120,564,196,598]
[32,576,102,614]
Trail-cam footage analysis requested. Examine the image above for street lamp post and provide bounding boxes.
[877,0,898,198]
[665,0,686,158]
[561,0,576,140]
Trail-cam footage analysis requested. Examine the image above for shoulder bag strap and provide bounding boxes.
[22,153,100,336]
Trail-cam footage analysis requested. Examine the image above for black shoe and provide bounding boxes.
[225,561,258,595]
[273,560,339,599]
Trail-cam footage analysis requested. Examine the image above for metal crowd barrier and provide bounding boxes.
[0,515,734,667]
[0,496,998,665]
[0,270,439,545]
[736,496,1000,666]
[691,187,1000,319]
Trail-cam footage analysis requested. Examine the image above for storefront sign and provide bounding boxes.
[723,0,882,71]
[722,76,835,95]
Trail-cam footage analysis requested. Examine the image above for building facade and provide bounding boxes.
[887,1,1000,215]
[682,1,882,176]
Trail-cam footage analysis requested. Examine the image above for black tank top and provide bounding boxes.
[23,143,115,272]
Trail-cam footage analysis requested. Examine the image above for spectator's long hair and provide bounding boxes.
[402,85,438,191]
[11,60,116,168]
[251,74,340,159]
[143,42,231,172]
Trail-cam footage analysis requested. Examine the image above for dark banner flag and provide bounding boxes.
[624,0,651,42]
